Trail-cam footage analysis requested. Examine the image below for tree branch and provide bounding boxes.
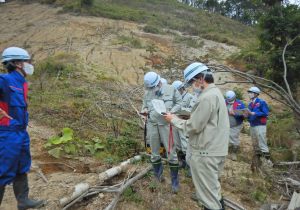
[282,34,299,99]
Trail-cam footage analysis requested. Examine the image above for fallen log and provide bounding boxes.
[274,161,300,166]
[288,191,300,210]
[104,165,152,210]
[60,155,142,208]
[224,198,246,210]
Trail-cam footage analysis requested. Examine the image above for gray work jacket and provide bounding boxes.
[142,84,182,125]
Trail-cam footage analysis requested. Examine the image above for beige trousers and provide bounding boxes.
[190,154,225,209]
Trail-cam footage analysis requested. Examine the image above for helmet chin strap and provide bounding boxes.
[15,62,27,77]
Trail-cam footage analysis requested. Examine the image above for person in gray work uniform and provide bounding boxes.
[141,71,182,193]
[171,80,196,169]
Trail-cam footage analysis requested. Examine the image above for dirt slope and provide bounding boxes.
[0,2,238,85]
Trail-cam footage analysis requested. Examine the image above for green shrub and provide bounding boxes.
[143,25,160,34]
[123,187,143,203]
[233,87,244,101]
[80,0,93,7]
[251,189,267,202]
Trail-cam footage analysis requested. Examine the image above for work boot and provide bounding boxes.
[0,185,5,205]
[13,174,45,210]
[177,150,186,169]
[152,159,164,182]
[185,165,192,178]
[230,145,239,161]
[169,163,179,193]
[262,152,273,167]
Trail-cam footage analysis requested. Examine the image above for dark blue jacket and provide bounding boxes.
[248,98,269,127]
[226,99,245,126]
[0,71,28,130]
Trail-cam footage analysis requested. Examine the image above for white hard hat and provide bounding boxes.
[2,47,31,63]
[248,87,260,94]
[172,80,183,90]
[183,62,210,84]
[160,78,168,84]
[144,72,161,88]
[225,90,236,101]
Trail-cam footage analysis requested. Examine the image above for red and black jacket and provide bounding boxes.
[0,71,28,131]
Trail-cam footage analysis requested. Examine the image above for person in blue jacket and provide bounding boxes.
[225,90,245,161]
[247,87,272,165]
[0,47,44,210]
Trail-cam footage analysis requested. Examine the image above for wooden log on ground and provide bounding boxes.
[288,191,300,210]
[274,161,300,166]
[104,165,152,210]
[60,155,142,208]
[223,198,246,210]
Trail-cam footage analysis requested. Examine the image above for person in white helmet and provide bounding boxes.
[141,71,182,193]
[164,62,229,210]
[171,80,196,169]
[0,47,45,209]
[225,90,246,161]
[246,87,272,167]
[160,77,168,85]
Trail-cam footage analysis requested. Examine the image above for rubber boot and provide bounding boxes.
[13,174,45,210]
[220,197,225,210]
[0,185,5,206]
[262,152,273,167]
[231,145,239,161]
[152,159,164,182]
[169,163,179,193]
[186,165,192,178]
[177,150,186,169]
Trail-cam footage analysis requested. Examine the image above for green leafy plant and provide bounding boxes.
[251,189,267,202]
[45,128,105,158]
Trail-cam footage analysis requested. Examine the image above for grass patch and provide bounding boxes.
[174,36,204,49]
[123,186,143,203]
[112,35,143,48]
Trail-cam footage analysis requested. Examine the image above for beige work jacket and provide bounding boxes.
[171,84,229,156]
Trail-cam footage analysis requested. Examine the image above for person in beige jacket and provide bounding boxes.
[164,62,229,210]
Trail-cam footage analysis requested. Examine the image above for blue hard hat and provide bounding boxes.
[248,87,260,94]
[183,62,210,84]
[160,78,168,85]
[1,47,31,63]
[144,72,161,88]
[225,90,236,101]
[172,80,183,90]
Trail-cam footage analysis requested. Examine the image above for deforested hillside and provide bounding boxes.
[1,1,299,210]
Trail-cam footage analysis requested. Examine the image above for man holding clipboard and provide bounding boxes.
[225,90,246,161]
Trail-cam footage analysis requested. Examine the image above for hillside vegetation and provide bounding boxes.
[33,0,257,47]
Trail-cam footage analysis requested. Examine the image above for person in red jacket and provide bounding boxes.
[247,87,272,167]
[0,47,44,210]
